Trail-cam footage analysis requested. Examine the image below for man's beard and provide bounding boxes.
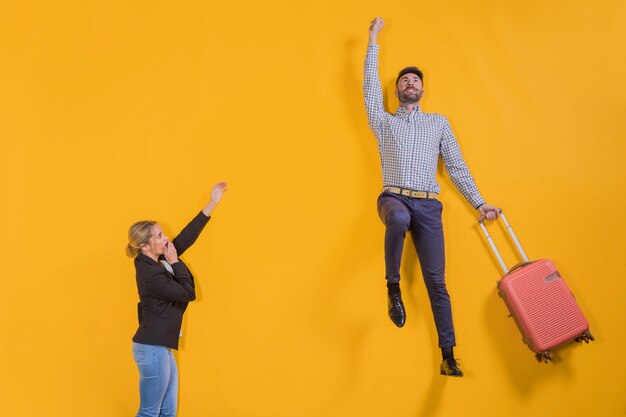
[398,90,422,104]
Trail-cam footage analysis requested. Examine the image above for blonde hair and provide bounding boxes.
[126,221,156,258]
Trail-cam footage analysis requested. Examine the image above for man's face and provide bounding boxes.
[396,74,423,104]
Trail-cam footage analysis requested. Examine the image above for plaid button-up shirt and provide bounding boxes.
[363,45,485,208]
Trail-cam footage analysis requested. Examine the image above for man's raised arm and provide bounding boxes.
[363,17,386,137]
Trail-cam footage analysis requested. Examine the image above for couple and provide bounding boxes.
[125,17,499,417]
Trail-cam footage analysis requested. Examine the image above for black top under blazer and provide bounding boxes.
[132,211,210,350]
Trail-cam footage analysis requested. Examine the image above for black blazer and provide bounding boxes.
[132,211,210,350]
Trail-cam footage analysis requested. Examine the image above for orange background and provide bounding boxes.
[1,1,625,416]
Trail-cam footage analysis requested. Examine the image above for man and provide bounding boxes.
[363,17,499,377]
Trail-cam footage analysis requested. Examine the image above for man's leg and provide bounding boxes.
[410,199,463,376]
[377,192,411,327]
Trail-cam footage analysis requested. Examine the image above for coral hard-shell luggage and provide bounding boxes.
[479,210,593,362]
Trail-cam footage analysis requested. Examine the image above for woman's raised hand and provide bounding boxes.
[202,182,228,217]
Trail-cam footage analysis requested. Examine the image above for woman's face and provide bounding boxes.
[141,223,170,257]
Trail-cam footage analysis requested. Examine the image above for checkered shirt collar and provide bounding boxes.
[394,104,422,118]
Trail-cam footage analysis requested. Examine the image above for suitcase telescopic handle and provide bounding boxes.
[478,209,530,274]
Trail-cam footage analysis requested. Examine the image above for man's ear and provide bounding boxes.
[394,88,398,98]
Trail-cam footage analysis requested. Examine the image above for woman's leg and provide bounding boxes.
[132,343,172,417]
[158,348,179,417]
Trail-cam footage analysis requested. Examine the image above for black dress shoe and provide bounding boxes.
[387,292,406,327]
[440,358,464,377]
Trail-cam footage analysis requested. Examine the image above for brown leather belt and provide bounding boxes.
[383,186,438,199]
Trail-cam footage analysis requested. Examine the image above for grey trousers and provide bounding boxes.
[377,190,456,347]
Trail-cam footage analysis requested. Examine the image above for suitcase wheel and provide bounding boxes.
[577,331,595,344]
[535,352,552,363]
[581,330,595,344]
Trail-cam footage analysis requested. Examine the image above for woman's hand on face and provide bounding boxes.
[164,241,179,264]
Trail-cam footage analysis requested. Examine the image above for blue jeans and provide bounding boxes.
[132,342,178,417]
[377,191,456,348]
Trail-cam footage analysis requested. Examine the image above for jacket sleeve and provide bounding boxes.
[145,262,196,302]
[170,211,210,257]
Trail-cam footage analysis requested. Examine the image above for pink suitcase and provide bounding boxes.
[479,210,593,362]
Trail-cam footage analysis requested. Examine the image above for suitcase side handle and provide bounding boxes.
[505,261,533,276]
[478,209,530,274]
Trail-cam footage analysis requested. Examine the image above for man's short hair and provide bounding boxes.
[396,66,424,85]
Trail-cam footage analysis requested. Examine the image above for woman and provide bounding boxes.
[125,182,227,417]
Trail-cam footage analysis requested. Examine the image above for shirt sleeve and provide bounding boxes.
[363,45,385,139]
[440,117,486,208]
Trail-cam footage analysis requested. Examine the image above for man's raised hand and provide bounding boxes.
[368,17,384,45]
